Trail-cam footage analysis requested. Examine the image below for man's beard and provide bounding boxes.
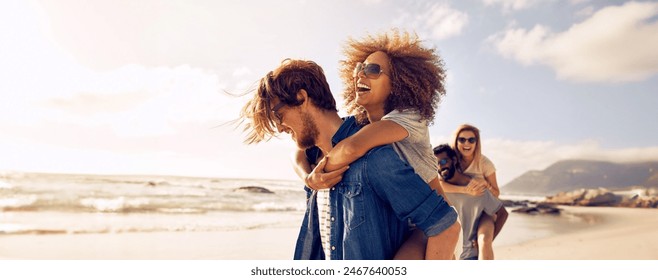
[298,112,319,149]
[439,165,456,181]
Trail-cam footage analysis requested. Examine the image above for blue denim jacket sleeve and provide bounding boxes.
[363,146,457,237]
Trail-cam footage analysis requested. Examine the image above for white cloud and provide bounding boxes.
[423,4,469,40]
[232,66,253,77]
[0,1,311,180]
[396,3,469,40]
[43,91,152,115]
[487,2,658,83]
[2,62,240,138]
[483,0,543,12]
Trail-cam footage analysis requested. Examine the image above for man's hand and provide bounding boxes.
[305,156,349,190]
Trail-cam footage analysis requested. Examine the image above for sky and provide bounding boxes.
[1,0,657,186]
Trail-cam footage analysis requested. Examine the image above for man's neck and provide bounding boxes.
[313,110,344,154]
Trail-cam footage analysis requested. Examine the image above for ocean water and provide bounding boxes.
[495,194,598,247]
[493,209,597,247]
[1,172,594,248]
[0,172,306,235]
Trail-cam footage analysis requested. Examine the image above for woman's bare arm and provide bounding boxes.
[440,180,487,196]
[484,172,500,197]
[323,120,408,172]
[291,149,348,190]
[292,149,314,181]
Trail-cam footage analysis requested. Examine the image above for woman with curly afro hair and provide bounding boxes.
[293,30,459,260]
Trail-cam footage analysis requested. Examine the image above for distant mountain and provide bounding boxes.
[502,160,658,196]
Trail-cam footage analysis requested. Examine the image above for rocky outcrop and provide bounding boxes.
[512,203,562,215]
[501,199,529,208]
[502,160,658,196]
[234,186,274,194]
[617,195,658,208]
[543,187,657,208]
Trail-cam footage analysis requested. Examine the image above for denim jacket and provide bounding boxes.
[293,116,457,260]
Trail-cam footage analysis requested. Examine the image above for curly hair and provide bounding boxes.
[339,30,447,125]
[239,59,337,144]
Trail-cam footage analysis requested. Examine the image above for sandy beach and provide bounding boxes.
[0,228,299,260]
[496,206,658,260]
[1,206,657,260]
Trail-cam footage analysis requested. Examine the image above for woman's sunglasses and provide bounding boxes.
[458,137,477,144]
[353,62,388,79]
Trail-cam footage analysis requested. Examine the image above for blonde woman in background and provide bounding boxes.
[440,124,507,260]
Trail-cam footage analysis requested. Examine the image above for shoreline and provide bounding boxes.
[1,206,656,260]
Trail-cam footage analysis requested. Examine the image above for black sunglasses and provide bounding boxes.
[438,158,449,165]
[353,62,388,79]
[458,137,477,144]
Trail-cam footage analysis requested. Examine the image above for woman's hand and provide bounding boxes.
[465,178,489,196]
[305,156,349,190]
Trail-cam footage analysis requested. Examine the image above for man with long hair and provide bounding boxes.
[239,59,458,259]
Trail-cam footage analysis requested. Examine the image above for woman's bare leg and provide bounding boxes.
[393,229,426,260]
[477,214,495,260]
[426,221,460,260]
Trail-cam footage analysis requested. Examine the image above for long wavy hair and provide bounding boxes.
[450,124,482,171]
[339,30,446,125]
[239,59,336,144]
